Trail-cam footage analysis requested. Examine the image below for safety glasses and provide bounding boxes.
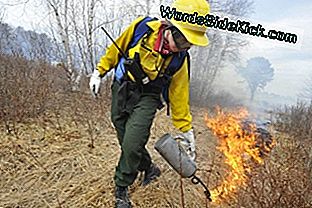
[169,26,192,50]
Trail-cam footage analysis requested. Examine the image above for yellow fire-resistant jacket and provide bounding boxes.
[97,16,192,132]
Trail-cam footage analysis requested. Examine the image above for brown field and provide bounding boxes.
[1,55,311,208]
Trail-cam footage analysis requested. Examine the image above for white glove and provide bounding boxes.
[176,129,196,161]
[89,70,102,97]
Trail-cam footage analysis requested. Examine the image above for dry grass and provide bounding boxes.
[0,105,213,207]
[274,102,312,177]
[237,133,312,208]
[1,55,312,207]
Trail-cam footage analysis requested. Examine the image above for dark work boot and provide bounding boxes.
[142,163,161,186]
[115,186,131,208]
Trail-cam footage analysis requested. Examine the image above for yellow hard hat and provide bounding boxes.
[170,0,210,46]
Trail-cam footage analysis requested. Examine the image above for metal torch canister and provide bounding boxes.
[154,133,196,178]
[154,133,212,201]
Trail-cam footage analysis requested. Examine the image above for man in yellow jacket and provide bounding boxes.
[89,0,210,207]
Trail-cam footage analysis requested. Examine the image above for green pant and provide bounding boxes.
[111,81,161,187]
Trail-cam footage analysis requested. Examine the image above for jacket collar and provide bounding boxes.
[146,19,162,31]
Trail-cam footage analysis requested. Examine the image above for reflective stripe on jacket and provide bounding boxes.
[96,16,192,132]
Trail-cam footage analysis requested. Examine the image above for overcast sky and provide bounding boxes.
[243,0,312,98]
[1,0,311,99]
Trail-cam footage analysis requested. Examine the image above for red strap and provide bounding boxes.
[154,24,171,55]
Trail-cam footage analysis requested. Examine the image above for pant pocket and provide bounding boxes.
[117,81,141,114]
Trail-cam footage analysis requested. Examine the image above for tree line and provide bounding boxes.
[1,0,278,103]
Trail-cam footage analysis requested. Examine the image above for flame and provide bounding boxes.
[205,107,271,203]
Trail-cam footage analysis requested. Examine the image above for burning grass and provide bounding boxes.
[205,107,274,204]
[204,107,311,207]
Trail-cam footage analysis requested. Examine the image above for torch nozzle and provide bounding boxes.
[191,175,212,201]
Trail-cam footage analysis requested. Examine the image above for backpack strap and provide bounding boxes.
[162,51,190,116]
[128,16,157,50]
[167,52,186,74]
[115,16,157,83]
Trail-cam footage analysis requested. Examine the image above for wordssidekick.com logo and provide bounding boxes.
[160,5,298,44]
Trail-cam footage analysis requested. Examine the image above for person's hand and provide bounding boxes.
[177,128,196,161]
[89,70,102,97]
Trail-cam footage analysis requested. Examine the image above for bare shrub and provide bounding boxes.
[274,101,312,141]
[0,54,64,133]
